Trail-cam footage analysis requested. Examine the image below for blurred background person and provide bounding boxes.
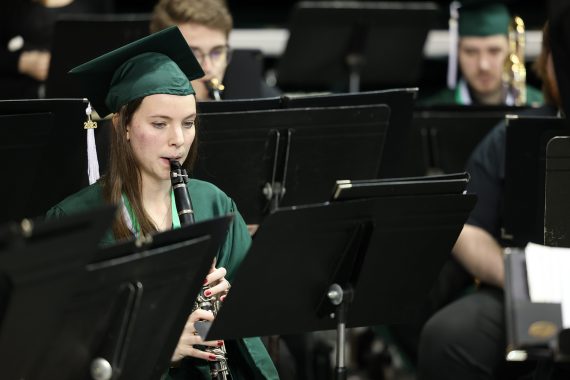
[420,1,543,106]
[418,20,563,380]
[150,0,280,101]
[0,0,112,99]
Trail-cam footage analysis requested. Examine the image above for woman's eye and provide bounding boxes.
[184,121,195,129]
[152,122,166,129]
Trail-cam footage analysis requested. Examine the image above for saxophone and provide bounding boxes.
[170,160,231,380]
[207,78,225,101]
[503,16,526,106]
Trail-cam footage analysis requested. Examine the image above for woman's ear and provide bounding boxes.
[111,114,120,131]
[112,113,130,141]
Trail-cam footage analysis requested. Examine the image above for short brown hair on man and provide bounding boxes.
[150,0,233,38]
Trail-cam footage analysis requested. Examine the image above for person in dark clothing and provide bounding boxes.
[0,0,112,99]
[418,21,564,380]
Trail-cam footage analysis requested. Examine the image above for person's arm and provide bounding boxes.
[17,50,50,81]
[452,224,504,288]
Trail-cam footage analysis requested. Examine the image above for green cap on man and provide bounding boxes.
[459,1,511,37]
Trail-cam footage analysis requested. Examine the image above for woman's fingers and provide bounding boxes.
[204,266,227,285]
[205,277,230,298]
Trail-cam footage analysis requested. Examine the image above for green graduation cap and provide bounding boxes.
[458,1,510,37]
[69,26,204,118]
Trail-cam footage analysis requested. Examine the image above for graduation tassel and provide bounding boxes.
[84,102,100,185]
[447,1,461,90]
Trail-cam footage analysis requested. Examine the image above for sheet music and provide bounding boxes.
[526,242,570,328]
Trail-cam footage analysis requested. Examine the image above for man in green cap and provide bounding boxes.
[46,26,279,380]
[417,20,567,380]
[420,1,543,106]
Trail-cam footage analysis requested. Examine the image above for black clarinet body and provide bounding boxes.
[170,160,195,225]
[169,160,231,380]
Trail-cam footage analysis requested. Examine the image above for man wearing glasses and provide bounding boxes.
[151,0,233,101]
[151,0,279,101]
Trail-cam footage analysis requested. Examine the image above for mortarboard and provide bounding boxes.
[459,1,510,37]
[68,26,204,184]
[69,26,204,118]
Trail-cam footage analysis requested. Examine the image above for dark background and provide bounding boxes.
[112,0,548,95]
[114,0,547,29]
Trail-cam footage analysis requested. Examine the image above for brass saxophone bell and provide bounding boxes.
[207,78,225,101]
[503,15,527,106]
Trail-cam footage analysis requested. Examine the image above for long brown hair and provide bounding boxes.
[102,96,199,240]
[533,22,559,107]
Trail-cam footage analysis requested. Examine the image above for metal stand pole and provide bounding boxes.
[328,283,353,380]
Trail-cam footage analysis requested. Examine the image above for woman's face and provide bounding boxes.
[127,93,196,184]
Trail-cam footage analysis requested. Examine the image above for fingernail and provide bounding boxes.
[217,340,224,346]
[209,355,217,361]
[204,290,212,297]
[220,295,226,302]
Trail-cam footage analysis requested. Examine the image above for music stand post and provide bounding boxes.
[327,283,353,380]
[202,176,476,377]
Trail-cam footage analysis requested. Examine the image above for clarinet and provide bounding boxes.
[169,160,231,380]
[170,159,195,225]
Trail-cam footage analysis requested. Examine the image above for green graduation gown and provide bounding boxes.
[418,82,544,106]
[46,179,279,380]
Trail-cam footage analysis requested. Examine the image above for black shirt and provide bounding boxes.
[0,0,111,99]
[465,105,559,240]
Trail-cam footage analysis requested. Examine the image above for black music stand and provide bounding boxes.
[504,248,570,362]
[0,206,115,380]
[283,88,423,177]
[45,13,150,99]
[197,96,283,113]
[503,116,569,247]
[544,136,570,247]
[331,172,469,200]
[276,1,439,92]
[412,105,529,174]
[29,215,232,380]
[201,179,475,379]
[194,105,390,223]
[0,99,109,222]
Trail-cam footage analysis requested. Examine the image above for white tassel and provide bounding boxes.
[87,128,100,185]
[447,1,461,90]
[84,102,100,185]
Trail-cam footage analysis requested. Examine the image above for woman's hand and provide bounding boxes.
[170,265,231,364]
[171,309,224,362]
[203,266,230,301]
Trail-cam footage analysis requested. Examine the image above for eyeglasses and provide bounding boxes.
[190,45,231,65]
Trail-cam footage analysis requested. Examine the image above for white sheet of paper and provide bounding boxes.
[525,242,570,328]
